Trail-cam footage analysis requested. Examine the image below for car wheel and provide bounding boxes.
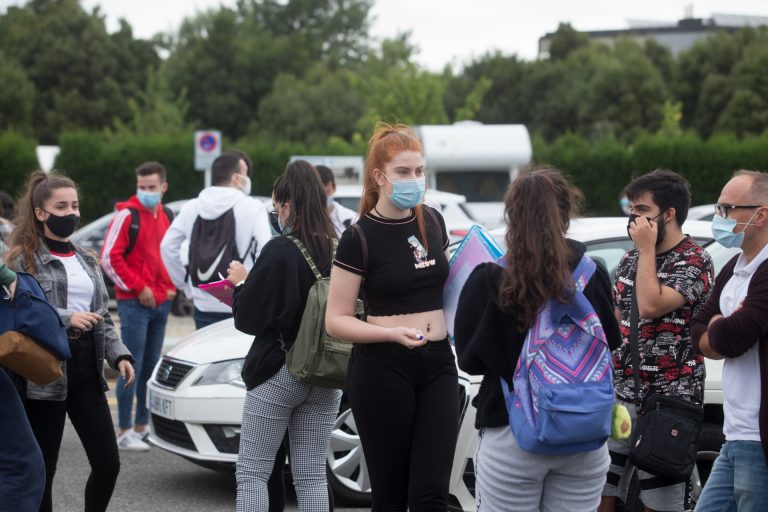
[326,404,372,507]
[171,292,194,317]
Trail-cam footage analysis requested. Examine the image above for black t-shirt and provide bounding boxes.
[333,206,449,316]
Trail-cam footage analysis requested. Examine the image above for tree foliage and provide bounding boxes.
[0,0,159,142]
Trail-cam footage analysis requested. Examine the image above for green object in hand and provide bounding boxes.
[612,403,632,440]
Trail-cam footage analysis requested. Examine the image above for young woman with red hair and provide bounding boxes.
[326,123,458,511]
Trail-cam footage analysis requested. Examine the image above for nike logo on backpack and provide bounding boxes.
[196,247,227,283]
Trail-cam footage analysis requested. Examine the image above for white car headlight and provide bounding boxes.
[193,359,246,388]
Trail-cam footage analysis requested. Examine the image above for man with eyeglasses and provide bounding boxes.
[692,170,768,511]
[600,169,714,512]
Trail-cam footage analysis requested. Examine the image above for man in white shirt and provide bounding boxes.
[692,170,768,512]
[315,165,357,237]
[161,150,272,329]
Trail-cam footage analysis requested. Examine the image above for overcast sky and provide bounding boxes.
[2,0,767,69]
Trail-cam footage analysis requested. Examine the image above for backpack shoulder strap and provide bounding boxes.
[163,205,174,223]
[125,208,140,256]
[287,236,322,281]
[423,205,440,228]
[351,223,368,275]
[572,255,596,293]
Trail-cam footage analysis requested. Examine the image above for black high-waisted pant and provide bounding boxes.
[25,334,120,512]
[346,339,459,511]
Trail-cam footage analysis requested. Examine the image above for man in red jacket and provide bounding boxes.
[101,161,176,451]
[693,170,768,511]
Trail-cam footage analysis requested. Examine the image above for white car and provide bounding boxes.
[147,216,734,511]
[332,184,478,242]
[688,204,716,222]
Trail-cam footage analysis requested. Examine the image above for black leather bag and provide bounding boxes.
[626,281,703,482]
[629,393,703,482]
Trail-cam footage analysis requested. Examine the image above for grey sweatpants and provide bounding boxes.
[475,426,610,512]
[236,364,342,512]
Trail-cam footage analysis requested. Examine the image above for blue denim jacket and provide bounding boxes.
[12,239,132,400]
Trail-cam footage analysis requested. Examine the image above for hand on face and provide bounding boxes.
[628,214,659,252]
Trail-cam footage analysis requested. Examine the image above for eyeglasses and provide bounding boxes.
[714,204,763,218]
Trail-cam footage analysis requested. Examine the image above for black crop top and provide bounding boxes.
[334,206,450,316]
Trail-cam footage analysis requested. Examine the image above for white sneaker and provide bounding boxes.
[117,430,150,451]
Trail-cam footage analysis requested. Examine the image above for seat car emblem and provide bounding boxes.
[159,365,172,381]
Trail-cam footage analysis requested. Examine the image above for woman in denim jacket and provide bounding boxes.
[8,170,134,512]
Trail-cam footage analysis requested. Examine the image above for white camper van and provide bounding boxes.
[415,122,532,229]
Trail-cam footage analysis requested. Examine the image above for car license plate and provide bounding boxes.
[149,390,174,419]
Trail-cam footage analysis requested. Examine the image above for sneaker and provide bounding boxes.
[135,430,150,442]
[117,430,150,451]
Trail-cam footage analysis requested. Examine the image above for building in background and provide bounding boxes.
[539,12,768,58]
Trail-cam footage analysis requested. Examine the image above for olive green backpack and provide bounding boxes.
[283,236,358,389]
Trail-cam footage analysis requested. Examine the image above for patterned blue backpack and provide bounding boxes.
[500,255,614,455]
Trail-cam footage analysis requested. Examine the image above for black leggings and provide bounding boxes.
[24,336,120,512]
[346,339,459,511]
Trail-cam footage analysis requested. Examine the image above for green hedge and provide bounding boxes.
[533,131,768,215]
[6,128,768,223]
[53,132,365,222]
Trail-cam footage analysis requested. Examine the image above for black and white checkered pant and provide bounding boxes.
[236,364,342,512]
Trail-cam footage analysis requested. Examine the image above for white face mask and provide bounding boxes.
[238,174,251,196]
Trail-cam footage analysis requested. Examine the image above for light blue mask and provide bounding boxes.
[711,210,759,248]
[327,195,334,207]
[137,189,161,209]
[386,176,425,210]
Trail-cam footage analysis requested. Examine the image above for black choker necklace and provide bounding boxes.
[374,206,411,220]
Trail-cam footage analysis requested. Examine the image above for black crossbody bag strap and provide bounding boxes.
[630,273,643,410]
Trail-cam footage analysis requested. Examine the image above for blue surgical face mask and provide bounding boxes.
[137,189,161,208]
[386,176,425,210]
[711,209,759,248]
[327,195,334,207]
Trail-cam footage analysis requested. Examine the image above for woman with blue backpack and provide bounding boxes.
[454,166,622,511]
[227,160,341,511]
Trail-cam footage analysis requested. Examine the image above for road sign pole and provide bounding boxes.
[204,167,212,188]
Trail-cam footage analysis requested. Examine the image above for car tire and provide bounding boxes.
[326,404,372,507]
[171,292,194,317]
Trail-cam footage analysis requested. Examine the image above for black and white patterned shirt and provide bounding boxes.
[612,236,713,404]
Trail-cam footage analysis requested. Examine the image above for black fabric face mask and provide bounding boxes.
[627,212,666,246]
[44,212,80,238]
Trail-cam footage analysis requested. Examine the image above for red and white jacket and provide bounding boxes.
[101,196,175,304]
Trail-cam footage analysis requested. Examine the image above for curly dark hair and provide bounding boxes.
[498,165,583,328]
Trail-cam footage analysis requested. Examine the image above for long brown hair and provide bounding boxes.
[273,160,337,270]
[360,122,429,250]
[498,165,583,327]
[8,170,78,273]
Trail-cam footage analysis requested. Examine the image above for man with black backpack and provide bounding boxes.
[161,150,272,329]
[101,161,177,451]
